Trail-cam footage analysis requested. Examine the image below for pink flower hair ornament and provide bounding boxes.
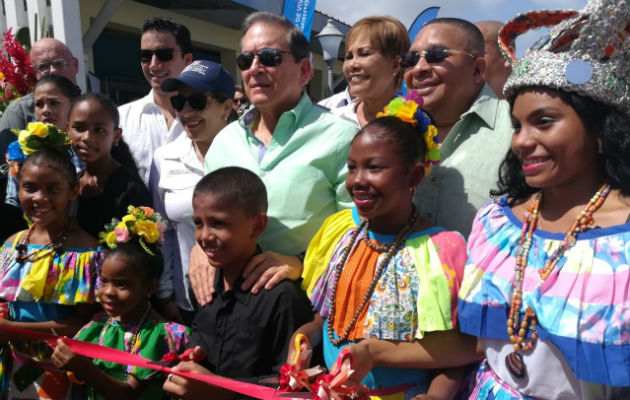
[376,93,441,175]
[99,206,167,256]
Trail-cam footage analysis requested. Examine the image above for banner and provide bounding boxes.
[408,7,440,41]
[282,0,317,40]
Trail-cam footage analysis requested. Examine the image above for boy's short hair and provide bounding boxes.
[193,167,267,216]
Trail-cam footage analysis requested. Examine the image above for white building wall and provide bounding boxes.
[1,0,87,91]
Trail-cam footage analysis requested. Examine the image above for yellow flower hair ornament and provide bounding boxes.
[99,206,167,256]
[377,92,441,174]
[12,122,73,158]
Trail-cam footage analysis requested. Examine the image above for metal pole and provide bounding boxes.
[326,59,334,97]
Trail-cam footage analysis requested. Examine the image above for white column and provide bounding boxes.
[49,0,86,91]
[0,1,8,36]
[25,0,52,45]
[5,0,28,33]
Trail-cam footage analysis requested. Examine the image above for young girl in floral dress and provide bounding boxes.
[293,95,481,400]
[51,206,190,400]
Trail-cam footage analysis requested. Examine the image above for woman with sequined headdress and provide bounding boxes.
[458,1,630,398]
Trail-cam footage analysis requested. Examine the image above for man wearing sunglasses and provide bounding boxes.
[0,38,79,132]
[232,85,249,116]
[185,11,357,320]
[404,18,512,237]
[119,17,193,188]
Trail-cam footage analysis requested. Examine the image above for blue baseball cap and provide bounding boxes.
[161,60,235,99]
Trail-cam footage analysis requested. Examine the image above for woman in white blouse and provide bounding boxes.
[152,60,237,323]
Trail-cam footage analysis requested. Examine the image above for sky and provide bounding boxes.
[315,0,587,57]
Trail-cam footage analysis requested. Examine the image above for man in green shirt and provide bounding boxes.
[188,11,358,305]
[403,18,513,236]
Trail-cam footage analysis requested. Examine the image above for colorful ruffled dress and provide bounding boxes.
[303,208,467,400]
[458,198,630,400]
[0,232,103,400]
[71,312,190,400]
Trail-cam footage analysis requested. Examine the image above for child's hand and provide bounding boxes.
[341,340,373,387]
[163,361,215,400]
[51,339,90,371]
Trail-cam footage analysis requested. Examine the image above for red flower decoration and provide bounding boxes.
[160,352,179,363]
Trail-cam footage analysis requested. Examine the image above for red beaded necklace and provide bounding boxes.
[505,183,611,379]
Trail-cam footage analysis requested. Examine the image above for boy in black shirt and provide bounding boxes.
[163,167,313,399]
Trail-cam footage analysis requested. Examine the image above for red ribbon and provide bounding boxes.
[0,325,277,400]
[0,325,415,400]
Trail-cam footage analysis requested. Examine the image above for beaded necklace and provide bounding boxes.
[14,220,74,263]
[505,184,611,379]
[88,302,152,399]
[327,208,419,346]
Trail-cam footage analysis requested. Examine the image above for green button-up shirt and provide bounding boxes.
[204,93,358,255]
[414,87,513,237]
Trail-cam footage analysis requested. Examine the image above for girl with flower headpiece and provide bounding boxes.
[50,206,190,400]
[288,95,481,400]
[0,124,102,399]
[458,1,630,398]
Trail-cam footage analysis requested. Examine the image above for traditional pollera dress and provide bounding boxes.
[0,232,103,400]
[458,198,630,400]
[303,208,467,400]
[71,312,190,400]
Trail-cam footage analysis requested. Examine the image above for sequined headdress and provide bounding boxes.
[499,0,630,116]
[377,92,440,175]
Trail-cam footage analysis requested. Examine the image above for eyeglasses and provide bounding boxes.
[170,94,212,112]
[233,98,248,105]
[399,48,477,68]
[236,48,292,70]
[137,48,178,63]
[33,59,68,74]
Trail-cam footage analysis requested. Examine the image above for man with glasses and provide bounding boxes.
[232,84,249,116]
[184,11,357,315]
[0,38,79,131]
[404,18,512,236]
[118,17,193,188]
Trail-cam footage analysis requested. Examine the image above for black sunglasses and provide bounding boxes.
[399,48,476,68]
[170,94,212,112]
[236,48,292,70]
[137,48,178,63]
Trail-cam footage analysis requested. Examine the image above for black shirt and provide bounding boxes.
[77,166,151,237]
[189,269,313,383]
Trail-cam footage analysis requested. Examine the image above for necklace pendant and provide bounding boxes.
[505,351,526,379]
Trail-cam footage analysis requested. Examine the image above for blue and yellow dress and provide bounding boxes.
[0,231,102,400]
